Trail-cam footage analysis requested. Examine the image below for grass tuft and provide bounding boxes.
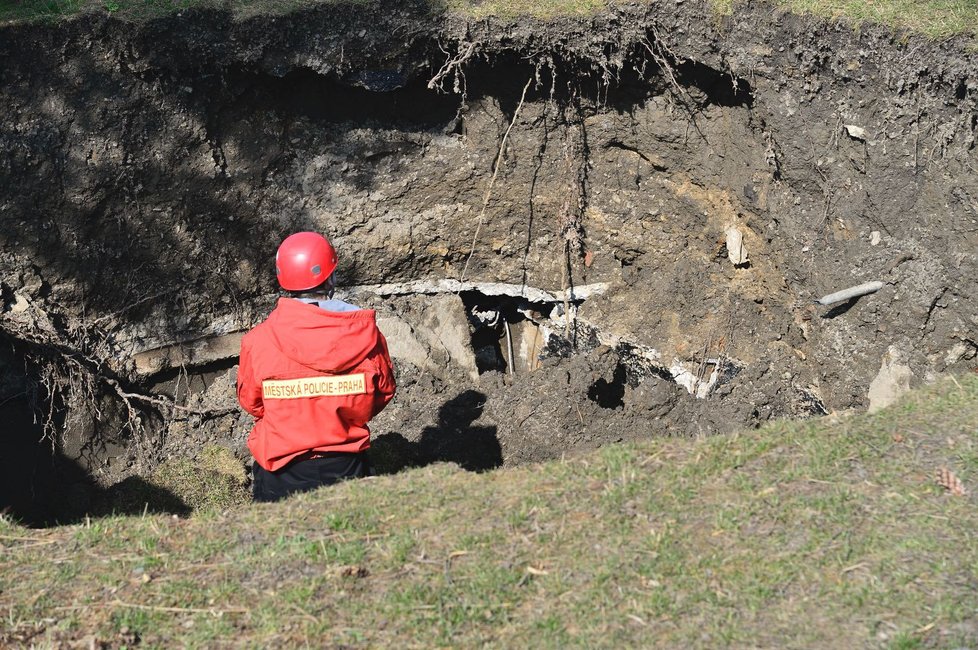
[727,0,978,39]
[148,445,250,511]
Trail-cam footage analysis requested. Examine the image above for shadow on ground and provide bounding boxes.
[2,387,502,526]
[0,391,190,528]
[370,389,502,474]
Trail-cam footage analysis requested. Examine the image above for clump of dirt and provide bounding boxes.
[1,1,977,522]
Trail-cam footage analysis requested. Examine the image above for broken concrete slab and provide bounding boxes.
[133,332,245,376]
[376,294,479,381]
[341,280,609,304]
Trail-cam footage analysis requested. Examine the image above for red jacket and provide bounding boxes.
[237,298,396,472]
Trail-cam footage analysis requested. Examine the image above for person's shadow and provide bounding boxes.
[371,390,502,475]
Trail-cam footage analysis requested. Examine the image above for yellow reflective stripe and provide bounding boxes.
[262,373,367,399]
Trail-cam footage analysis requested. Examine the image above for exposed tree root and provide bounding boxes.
[2,295,232,451]
[429,40,476,93]
[458,76,534,284]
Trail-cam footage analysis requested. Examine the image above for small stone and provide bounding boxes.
[870,231,881,246]
[724,226,750,267]
[844,124,867,141]
[9,294,30,313]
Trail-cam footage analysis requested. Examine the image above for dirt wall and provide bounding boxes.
[2,0,977,517]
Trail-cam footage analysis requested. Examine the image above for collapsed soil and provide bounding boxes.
[1,0,977,521]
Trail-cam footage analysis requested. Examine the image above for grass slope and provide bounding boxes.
[2,375,977,648]
[0,0,976,38]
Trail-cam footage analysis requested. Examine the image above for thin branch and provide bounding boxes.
[459,76,534,284]
[54,600,249,615]
[106,378,235,417]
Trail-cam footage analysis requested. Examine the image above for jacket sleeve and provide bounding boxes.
[371,332,396,417]
[236,335,264,420]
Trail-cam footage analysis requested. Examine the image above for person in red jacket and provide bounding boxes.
[237,232,396,502]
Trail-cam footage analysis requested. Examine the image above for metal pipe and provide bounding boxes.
[504,318,515,375]
[815,280,884,306]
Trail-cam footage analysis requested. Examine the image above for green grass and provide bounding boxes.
[716,0,978,38]
[1,0,977,39]
[444,0,608,17]
[2,374,977,647]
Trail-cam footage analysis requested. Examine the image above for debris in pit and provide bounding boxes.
[468,301,508,374]
[464,293,548,375]
[867,346,914,413]
[844,124,868,141]
[794,387,829,417]
[542,309,754,403]
[724,225,750,267]
[668,357,742,399]
[815,280,884,307]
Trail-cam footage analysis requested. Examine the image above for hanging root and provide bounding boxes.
[641,25,710,143]
[429,40,477,93]
[557,121,588,260]
[12,335,140,448]
[641,25,686,99]
[459,76,534,284]
[555,107,590,339]
[2,294,230,451]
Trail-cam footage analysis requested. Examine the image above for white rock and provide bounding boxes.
[669,360,720,399]
[724,226,750,267]
[867,346,914,413]
[9,294,30,313]
[845,124,867,141]
[944,342,973,367]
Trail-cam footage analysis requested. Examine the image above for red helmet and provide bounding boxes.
[275,232,338,291]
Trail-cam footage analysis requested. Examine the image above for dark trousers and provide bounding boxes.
[252,452,371,503]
